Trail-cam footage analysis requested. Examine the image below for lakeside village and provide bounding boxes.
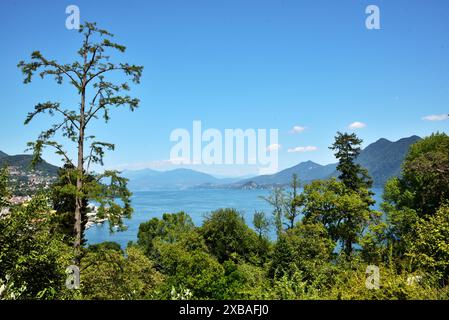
[0,166,104,229]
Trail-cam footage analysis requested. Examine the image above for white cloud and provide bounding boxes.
[287,146,318,153]
[422,114,449,121]
[266,144,281,152]
[348,121,367,129]
[290,125,306,134]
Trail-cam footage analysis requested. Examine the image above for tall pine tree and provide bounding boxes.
[18,22,143,259]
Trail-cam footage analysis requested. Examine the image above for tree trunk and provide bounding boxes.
[74,51,87,260]
[345,241,352,257]
[74,114,84,259]
[74,131,84,257]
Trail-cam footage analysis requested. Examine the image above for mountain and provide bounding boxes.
[235,161,337,186]
[0,151,59,176]
[114,135,422,190]
[123,168,222,190]
[231,135,421,188]
[352,135,421,186]
[0,150,60,196]
[122,168,159,180]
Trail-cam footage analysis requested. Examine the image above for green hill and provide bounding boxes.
[0,152,59,176]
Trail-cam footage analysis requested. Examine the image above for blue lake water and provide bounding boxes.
[85,188,384,248]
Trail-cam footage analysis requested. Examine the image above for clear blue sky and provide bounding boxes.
[0,0,448,176]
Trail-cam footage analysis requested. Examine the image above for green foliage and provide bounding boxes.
[18,21,142,251]
[261,175,305,237]
[80,245,163,300]
[51,164,90,245]
[269,222,334,282]
[137,211,195,256]
[18,21,143,171]
[87,170,133,232]
[220,261,271,299]
[268,269,310,299]
[269,234,294,278]
[288,222,335,279]
[381,178,419,259]
[200,208,262,263]
[0,166,10,209]
[330,132,373,191]
[381,133,449,260]
[253,210,270,238]
[261,187,285,237]
[51,165,133,236]
[136,211,228,299]
[359,217,390,265]
[407,204,449,282]
[3,130,449,300]
[0,194,76,299]
[302,178,379,256]
[326,132,377,256]
[400,132,449,215]
[87,241,123,253]
[285,174,302,229]
[322,259,448,300]
[152,240,226,300]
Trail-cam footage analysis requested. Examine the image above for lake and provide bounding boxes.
[85,188,384,248]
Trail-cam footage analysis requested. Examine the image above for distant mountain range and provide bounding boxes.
[0,151,59,176]
[0,135,422,192]
[123,168,219,190]
[122,168,246,191]
[230,135,421,188]
[122,135,421,190]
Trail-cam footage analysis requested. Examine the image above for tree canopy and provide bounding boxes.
[18,22,143,255]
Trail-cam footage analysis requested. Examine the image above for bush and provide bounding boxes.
[200,208,262,263]
[80,245,163,300]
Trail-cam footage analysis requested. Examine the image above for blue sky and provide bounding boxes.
[0,0,448,176]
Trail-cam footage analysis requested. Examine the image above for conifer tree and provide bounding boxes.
[18,22,143,258]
